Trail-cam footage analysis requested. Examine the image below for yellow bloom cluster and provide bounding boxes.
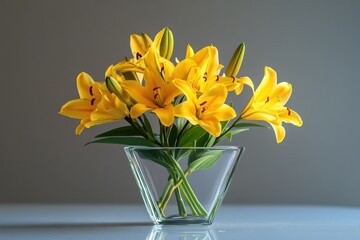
[60,28,302,143]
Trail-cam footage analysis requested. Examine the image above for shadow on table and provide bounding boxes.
[0,221,152,229]
[1,223,218,240]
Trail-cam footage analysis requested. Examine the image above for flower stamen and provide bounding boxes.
[203,72,207,82]
[265,96,270,103]
[200,101,207,106]
[153,87,165,107]
[136,52,142,60]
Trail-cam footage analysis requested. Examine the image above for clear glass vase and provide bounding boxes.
[124,146,244,225]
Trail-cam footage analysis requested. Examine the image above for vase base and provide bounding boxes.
[155,215,212,225]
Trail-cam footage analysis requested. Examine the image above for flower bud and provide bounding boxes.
[225,43,245,77]
[106,76,127,103]
[159,27,174,60]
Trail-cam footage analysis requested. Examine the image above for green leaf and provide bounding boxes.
[86,137,157,147]
[224,128,250,141]
[195,133,210,147]
[95,126,141,138]
[187,150,223,173]
[136,149,173,170]
[177,125,206,147]
[169,124,178,147]
[216,122,269,144]
[142,114,155,140]
[206,135,217,147]
[195,133,217,147]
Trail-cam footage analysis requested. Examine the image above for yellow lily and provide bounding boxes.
[122,67,181,126]
[172,45,223,95]
[174,80,236,137]
[115,28,170,74]
[240,66,303,143]
[59,72,129,135]
[130,32,152,60]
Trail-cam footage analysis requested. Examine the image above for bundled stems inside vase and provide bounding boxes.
[156,150,208,218]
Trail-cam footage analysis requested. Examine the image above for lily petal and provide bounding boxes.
[172,59,197,80]
[209,104,236,121]
[199,84,228,111]
[152,104,175,126]
[272,82,292,105]
[130,33,152,58]
[174,101,198,125]
[241,109,279,122]
[173,79,197,103]
[75,122,86,135]
[270,123,286,143]
[59,99,94,119]
[199,116,222,137]
[186,44,194,58]
[130,103,152,118]
[144,47,161,71]
[122,80,157,108]
[76,72,95,99]
[279,108,303,127]
[255,66,277,102]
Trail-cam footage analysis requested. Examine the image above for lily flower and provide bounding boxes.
[174,80,236,137]
[122,67,181,126]
[171,45,224,96]
[240,66,303,143]
[114,28,170,74]
[59,72,129,135]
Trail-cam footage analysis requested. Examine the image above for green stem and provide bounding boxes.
[174,188,187,216]
[178,184,199,216]
[168,154,208,216]
[159,175,198,217]
[216,117,243,144]
[157,151,208,217]
[126,117,161,145]
[157,178,173,209]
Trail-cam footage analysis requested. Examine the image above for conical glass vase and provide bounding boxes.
[124,146,244,225]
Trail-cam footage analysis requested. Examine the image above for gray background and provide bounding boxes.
[1,0,359,206]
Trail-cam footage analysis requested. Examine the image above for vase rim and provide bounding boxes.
[124,146,245,151]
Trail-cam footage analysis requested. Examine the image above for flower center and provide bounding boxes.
[153,87,165,107]
[196,101,207,118]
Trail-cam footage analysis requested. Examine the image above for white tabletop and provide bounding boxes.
[1,204,360,239]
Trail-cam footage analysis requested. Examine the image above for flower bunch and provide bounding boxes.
[60,27,302,146]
